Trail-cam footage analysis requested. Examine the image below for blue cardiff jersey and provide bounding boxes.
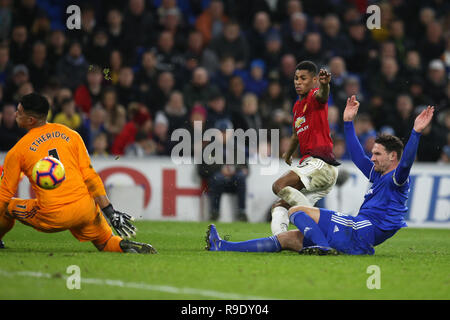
[344,121,422,232]
[358,167,409,230]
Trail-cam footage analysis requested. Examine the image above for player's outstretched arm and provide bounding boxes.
[95,195,137,239]
[394,106,434,186]
[314,69,331,104]
[343,95,374,179]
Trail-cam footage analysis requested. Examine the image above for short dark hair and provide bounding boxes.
[20,93,49,119]
[375,134,404,160]
[295,60,318,75]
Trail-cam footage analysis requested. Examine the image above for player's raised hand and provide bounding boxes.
[413,106,434,133]
[102,204,137,239]
[318,69,331,85]
[343,95,360,122]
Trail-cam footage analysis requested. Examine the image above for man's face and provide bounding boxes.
[294,69,316,96]
[371,143,396,173]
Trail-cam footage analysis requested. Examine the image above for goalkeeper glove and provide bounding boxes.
[101,204,137,239]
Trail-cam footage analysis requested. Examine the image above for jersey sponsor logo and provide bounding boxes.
[296,125,309,134]
[295,116,306,128]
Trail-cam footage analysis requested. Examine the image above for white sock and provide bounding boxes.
[271,206,289,235]
[277,186,312,207]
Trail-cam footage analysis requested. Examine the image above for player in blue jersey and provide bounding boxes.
[205,95,435,255]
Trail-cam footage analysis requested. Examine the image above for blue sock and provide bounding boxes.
[290,210,330,247]
[219,236,281,252]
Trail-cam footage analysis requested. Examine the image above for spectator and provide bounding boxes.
[197,119,248,221]
[243,59,268,98]
[328,56,349,103]
[80,105,107,153]
[278,54,298,102]
[226,75,245,113]
[369,57,407,106]
[0,0,12,41]
[108,49,123,85]
[9,24,30,65]
[106,7,129,54]
[183,67,217,110]
[321,14,353,61]
[184,30,218,75]
[195,0,228,45]
[211,55,237,93]
[163,90,188,136]
[0,44,12,86]
[262,30,284,74]
[91,132,109,157]
[74,65,104,115]
[403,50,424,80]
[84,28,111,68]
[389,94,416,141]
[55,41,89,91]
[0,103,26,151]
[209,20,250,70]
[259,79,291,126]
[46,30,67,70]
[3,64,29,103]
[153,111,171,156]
[149,71,175,114]
[152,30,183,74]
[241,92,263,132]
[416,117,446,162]
[158,8,189,53]
[353,114,377,157]
[111,103,152,155]
[27,41,50,92]
[52,98,82,131]
[135,50,158,94]
[418,21,446,69]
[247,11,273,61]
[425,59,448,107]
[205,90,231,130]
[115,66,140,108]
[100,88,126,141]
[282,12,308,55]
[124,129,157,157]
[347,20,376,74]
[328,105,341,136]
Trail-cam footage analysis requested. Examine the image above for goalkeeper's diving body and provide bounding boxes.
[0,93,156,253]
[206,96,435,255]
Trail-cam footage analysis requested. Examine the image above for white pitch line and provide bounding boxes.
[0,269,275,300]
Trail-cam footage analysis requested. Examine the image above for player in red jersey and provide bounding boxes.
[271,61,339,235]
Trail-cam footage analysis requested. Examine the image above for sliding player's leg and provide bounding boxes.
[287,205,339,254]
[205,224,305,253]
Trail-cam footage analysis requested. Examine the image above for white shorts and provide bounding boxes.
[290,157,339,205]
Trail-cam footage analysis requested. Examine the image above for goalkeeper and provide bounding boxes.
[206,96,434,255]
[0,93,156,254]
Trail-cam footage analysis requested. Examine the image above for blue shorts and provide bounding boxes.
[302,209,398,255]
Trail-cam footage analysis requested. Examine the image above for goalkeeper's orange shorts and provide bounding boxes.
[6,195,113,244]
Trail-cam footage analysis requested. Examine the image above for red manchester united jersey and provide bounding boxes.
[292,87,337,164]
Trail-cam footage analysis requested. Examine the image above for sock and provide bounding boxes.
[219,236,281,252]
[277,186,312,207]
[0,213,15,240]
[100,235,123,253]
[290,210,329,247]
[271,206,289,235]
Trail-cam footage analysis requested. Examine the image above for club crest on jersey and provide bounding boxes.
[295,116,306,128]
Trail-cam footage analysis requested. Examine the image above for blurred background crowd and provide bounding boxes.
[0,0,449,163]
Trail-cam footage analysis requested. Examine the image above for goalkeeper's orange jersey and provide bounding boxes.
[0,123,106,211]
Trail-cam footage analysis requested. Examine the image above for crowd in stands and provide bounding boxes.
[0,0,449,164]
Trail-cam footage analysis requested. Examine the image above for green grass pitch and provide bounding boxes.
[0,221,449,300]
